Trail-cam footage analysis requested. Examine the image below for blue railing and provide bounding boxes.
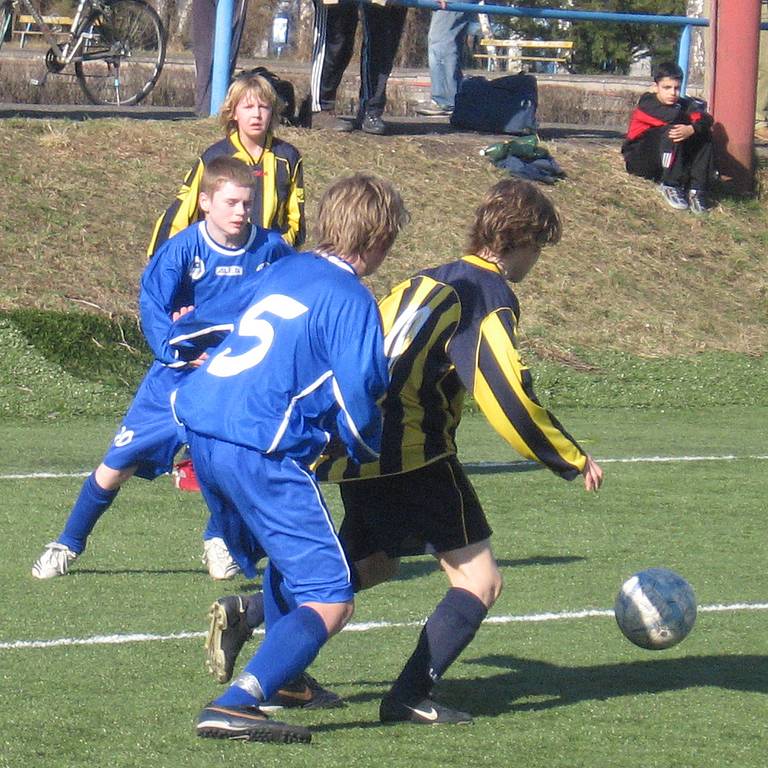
[210,1,768,114]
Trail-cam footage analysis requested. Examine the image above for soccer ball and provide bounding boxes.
[614,568,697,650]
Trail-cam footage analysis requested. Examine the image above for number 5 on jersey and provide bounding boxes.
[207,294,308,378]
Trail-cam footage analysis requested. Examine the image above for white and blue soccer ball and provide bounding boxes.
[614,568,697,650]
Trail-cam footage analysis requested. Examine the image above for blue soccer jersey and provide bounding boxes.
[174,252,388,466]
[140,221,294,367]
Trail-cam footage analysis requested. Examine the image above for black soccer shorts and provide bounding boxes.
[338,455,493,561]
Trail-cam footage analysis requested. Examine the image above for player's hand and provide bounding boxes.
[187,352,208,369]
[668,124,694,142]
[582,455,603,492]
[171,305,195,322]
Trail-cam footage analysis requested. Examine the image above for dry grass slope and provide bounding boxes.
[1,117,766,360]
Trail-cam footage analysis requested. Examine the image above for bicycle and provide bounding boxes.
[0,0,166,105]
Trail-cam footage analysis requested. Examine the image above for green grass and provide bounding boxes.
[1,409,766,768]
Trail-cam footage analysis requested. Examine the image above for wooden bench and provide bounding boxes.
[474,39,574,73]
[13,14,74,48]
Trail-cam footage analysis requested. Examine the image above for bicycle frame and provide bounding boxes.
[2,0,167,105]
[7,0,98,64]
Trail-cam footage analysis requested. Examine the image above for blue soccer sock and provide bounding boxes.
[214,606,329,707]
[389,587,488,702]
[58,473,119,554]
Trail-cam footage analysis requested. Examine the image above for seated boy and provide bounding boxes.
[31,157,293,581]
[175,174,409,743]
[622,61,716,213]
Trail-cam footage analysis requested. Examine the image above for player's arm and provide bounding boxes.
[146,160,205,259]
[456,307,589,480]
[283,156,306,247]
[138,241,190,366]
[326,298,388,464]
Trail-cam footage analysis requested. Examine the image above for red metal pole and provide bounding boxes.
[708,0,761,195]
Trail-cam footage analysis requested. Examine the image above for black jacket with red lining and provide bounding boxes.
[622,92,713,153]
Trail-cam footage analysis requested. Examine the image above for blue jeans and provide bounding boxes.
[427,3,478,109]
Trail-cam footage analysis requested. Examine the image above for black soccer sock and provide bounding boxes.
[245,591,265,631]
[388,587,488,703]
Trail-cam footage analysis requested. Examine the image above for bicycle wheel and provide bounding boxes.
[75,0,166,106]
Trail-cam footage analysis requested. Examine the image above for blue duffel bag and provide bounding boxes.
[450,73,538,134]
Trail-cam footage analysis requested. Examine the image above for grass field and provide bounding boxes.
[1,113,766,767]
[2,407,767,768]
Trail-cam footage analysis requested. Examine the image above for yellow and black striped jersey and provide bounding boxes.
[316,255,587,482]
[146,130,305,257]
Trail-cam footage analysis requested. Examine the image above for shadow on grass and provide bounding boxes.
[331,653,768,725]
[463,460,543,475]
[394,554,585,582]
[447,653,768,714]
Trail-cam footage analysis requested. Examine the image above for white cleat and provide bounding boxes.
[32,542,78,579]
[203,537,240,580]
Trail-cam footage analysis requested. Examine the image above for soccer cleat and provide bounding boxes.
[172,458,200,492]
[202,537,241,581]
[415,100,453,117]
[360,113,387,135]
[687,189,713,215]
[379,694,473,725]
[260,673,345,711]
[659,183,689,210]
[32,542,78,579]
[205,595,254,683]
[196,703,311,743]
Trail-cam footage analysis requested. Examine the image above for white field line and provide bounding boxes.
[2,453,768,481]
[2,602,767,652]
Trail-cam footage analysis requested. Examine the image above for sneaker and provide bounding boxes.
[360,113,387,135]
[688,188,713,214]
[202,537,240,580]
[196,703,311,743]
[205,596,254,683]
[260,672,345,711]
[32,542,78,579]
[659,183,689,210]
[379,694,473,725]
[172,458,200,492]
[311,109,355,132]
[415,100,453,117]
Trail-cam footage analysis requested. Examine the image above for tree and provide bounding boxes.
[505,0,687,74]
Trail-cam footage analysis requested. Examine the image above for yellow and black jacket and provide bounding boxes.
[316,255,587,482]
[147,130,305,257]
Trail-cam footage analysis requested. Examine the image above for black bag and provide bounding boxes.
[236,66,297,126]
[450,73,538,135]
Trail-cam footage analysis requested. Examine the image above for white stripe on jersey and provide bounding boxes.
[331,377,380,460]
[267,370,335,454]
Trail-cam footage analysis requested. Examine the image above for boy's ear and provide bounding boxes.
[199,192,211,214]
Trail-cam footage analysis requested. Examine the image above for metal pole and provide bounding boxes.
[210,0,235,116]
[709,0,760,194]
[677,24,692,95]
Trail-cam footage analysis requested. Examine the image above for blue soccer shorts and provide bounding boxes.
[187,430,353,604]
[102,361,188,480]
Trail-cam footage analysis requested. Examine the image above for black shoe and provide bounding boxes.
[379,694,473,724]
[360,113,387,135]
[205,596,254,684]
[196,703,311,743]
[688,188,713,214]
[260,672,345,711]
